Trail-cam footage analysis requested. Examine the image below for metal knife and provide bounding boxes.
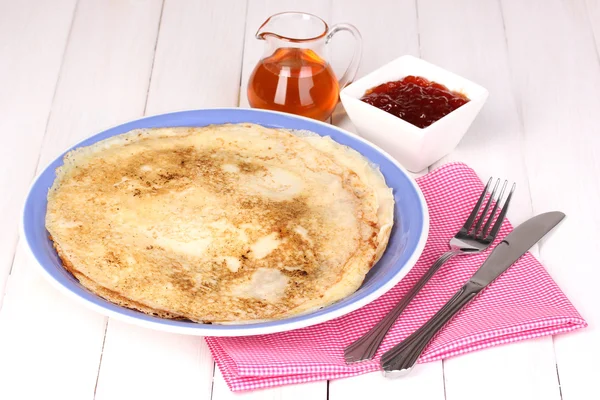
[380,211,566,377]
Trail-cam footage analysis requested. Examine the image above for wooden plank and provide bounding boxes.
[0,249,108,400]
[444,338,560,400]
[329,363,445,400]
[35,0,164,168]
[422,0,534,226]
[330,0,420,81]
[0,0,76,306]
[94,1,247,399]
[95,320,214,400]
[501,0,600,399]
[212,368,327,400]
[0,1,164,399]
[587,0,600,52]
[417,1,562,399]
[329,1,444,399]
[145,0,248,113]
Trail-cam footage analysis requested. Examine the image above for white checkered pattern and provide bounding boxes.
[205,162,586,392]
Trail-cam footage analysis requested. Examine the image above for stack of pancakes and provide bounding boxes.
[45,123,394,323]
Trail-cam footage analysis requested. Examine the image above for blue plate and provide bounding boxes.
[21,108,429,336]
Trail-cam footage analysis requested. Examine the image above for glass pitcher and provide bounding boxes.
[247,12,362,121]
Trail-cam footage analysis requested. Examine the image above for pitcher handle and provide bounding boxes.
[326,23,362,89]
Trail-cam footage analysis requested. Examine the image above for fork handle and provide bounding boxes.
[380,280,483,375]
[343,250,459,364]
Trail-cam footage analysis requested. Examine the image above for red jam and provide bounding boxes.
[360,75,470,128]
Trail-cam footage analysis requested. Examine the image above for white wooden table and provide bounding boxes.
[0,1,598,399]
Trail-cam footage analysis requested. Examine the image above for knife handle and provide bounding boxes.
[380,280,483,376]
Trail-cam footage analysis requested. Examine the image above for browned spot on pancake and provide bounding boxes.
[238,161,266,174]
[103,251,121,267]
[170,271,196,292]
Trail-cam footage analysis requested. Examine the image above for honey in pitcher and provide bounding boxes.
[247,48,340,121]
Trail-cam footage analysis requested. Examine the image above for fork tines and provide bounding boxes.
[460,177,516,241]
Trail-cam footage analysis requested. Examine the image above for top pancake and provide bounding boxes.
[45,123,394,323]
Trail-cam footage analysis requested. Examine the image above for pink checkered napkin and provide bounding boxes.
[205,162,587,392]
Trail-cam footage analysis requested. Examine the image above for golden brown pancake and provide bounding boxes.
[45,123,394,323]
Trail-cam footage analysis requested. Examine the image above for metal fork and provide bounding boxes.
[344,177,515,364]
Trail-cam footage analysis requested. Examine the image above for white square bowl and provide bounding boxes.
[340,55,489,172]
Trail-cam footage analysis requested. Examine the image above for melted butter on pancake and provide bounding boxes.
[46,123,394,323]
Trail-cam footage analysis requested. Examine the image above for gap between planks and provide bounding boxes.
[93,319,110,400]
[142,0,166,116]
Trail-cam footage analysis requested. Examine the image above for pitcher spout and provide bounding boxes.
[254,12,329,42]
[255,15,278,40]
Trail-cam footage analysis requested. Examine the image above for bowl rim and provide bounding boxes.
[20,107,430,337]
[340,54,490,132]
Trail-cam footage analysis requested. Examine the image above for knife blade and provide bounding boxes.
[380,211,566,376]
[470,211,565,287]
